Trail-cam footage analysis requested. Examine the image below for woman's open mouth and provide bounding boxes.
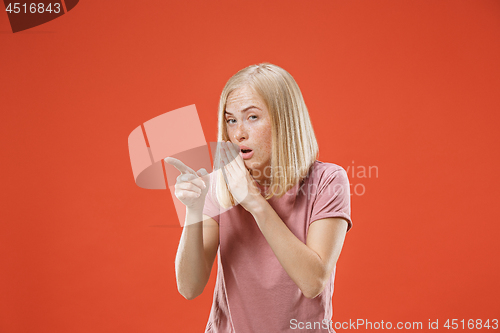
[240,148,254,160]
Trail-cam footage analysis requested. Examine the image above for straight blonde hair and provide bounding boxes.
[214,63,319,208]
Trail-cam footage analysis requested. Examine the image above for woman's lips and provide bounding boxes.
[240,150,254,160]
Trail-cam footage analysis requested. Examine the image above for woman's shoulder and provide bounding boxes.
[310,160,348,179]
[301,160,350,189]
[304,160,350,196]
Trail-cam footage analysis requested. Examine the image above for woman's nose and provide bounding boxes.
[233,123,248,141]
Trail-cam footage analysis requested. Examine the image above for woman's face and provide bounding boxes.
[224,86,272,184]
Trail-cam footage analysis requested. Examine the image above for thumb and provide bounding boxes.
[196,168,210,184]
[196,168,208,177]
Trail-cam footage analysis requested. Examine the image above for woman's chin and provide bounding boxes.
[244,161,257,170]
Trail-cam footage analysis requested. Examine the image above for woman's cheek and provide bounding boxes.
[261,141,272,162]
[262,122,273,159]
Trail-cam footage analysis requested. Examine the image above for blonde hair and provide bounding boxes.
[214,63,319,208]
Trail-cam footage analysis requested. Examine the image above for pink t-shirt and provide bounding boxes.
[202,160,352,333]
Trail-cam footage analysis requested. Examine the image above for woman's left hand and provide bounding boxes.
[219,141,265,213]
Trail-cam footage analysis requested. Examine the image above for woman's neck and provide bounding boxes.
[255,179,271,187]
[250,170,271,187]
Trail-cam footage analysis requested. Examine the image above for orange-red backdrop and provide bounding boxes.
[1,1,499,332]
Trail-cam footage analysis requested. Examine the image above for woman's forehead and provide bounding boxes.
[226,87,266,112]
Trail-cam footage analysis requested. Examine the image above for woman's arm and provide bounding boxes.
[175,209,219,300]
[249,199,348,299]
[164,157,219,300]
[218,141,348,299]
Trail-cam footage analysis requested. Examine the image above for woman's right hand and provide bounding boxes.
[164,157,210,210]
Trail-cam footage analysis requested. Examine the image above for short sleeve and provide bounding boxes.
[309,168,352,232]
[202,172,220,224]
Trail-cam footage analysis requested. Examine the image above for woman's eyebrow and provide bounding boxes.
[224,105,259,115]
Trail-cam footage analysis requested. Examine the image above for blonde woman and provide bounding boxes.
[165,63,352,333]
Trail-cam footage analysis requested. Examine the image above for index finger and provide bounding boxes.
[164,157,196,175]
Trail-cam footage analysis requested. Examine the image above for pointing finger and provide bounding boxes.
[164,157,196,175]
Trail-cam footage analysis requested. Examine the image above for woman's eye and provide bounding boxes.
[249,115,258,120]
[226,119,236,124]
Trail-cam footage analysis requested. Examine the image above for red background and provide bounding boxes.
[1,1,499,332]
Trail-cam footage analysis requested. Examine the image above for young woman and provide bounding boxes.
[165,63,352,333]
